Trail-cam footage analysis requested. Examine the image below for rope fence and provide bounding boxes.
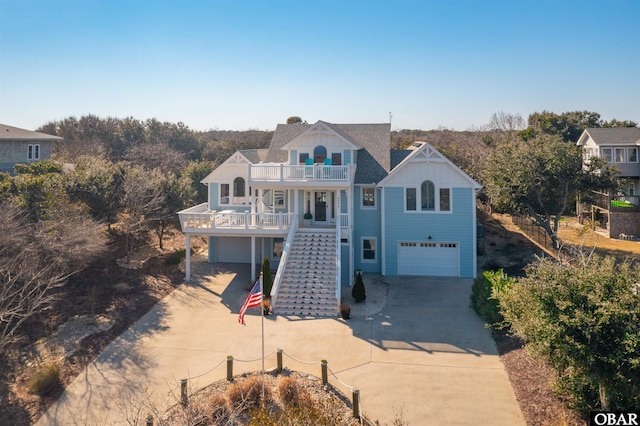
[145,348,363,425]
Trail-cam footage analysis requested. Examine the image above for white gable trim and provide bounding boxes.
[201,151,252,184]
[576,130,592,147]
[378,142,481,189]
[281,120,360,151]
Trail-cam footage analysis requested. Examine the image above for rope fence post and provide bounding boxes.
[277,348,283,373]
[321,360,328,385]
[180,378,188,407]
[146,414,153,426]
[352,388,360,419]
[227,355,233,381]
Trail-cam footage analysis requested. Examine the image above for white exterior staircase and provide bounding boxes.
[275,230,338,317]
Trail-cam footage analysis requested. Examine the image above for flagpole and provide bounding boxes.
[260,272,265,404]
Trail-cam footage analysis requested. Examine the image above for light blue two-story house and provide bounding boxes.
[179,120,481,316]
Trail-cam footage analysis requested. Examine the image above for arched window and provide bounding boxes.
[233,177,245,197]
[421,180,435,211]
[313,145,327,164]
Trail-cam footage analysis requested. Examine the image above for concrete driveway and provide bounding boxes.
[37,262,524,425]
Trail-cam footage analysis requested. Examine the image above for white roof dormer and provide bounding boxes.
[201,151,252,184]
[281,120,360,152]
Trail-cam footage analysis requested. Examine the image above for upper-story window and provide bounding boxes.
[406,182,451,213]
[331,153,342,165]
[362,187,375,208]
[299,153,309,164]
[421,181,435,211]
[615,148,625,163]
[233,177,245,197]
[313,146,327,164]
[601,148,613,162]
[28,144,40,161]
[406,188,417,211]
[220,183,230,205]
[628,148,638,162]
[439,188,450,211]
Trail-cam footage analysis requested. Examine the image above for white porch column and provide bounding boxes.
[185,234,191,281]
[251,235,256,281]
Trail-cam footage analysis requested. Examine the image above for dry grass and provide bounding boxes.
[556,217,640,258]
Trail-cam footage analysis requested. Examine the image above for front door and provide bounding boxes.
[314,191,327,223]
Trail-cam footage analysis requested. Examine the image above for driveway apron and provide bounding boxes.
[37,264,524,426]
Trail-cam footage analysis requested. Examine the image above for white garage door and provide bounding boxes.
[217,237,252,263]
[397,241,460,277]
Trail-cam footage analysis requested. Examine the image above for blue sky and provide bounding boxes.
[1,0,638,132]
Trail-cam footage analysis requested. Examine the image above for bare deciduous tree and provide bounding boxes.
[0,202,107,352]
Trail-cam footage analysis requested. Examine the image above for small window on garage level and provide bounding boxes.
[273,238,284,258]
[361,237,377,262]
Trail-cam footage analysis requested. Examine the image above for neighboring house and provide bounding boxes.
[178,120,481,316]
[576,127,640,237]
[0,124,62,174]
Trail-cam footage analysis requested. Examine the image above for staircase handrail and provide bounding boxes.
[335,212,341,309]
[270,215,298,309]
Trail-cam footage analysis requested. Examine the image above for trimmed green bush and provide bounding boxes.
[262,257,273,296]
[470,269,513,326]
[352,273,366,303]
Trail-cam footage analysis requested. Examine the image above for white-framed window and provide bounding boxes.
[273,238,284,258]
[405,183,451,212]
[406,188,417,211]
[331,152,342,165]
[361,187,376,208]
[421,181,435,211]
[615,148,625,163]
[361,237,377,262]
[220,183,230,205]
[439,188,450,211]
[28,144,40,161]
[299,153,309,164]
[628,148,638,162]
[313,145,327,164]
[601,148,613,163]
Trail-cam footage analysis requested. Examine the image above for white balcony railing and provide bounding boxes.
[249,164,354,183]
[178,203,295,233]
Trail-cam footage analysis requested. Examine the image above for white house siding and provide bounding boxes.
[383,187,476,278]
[353,186,382,273]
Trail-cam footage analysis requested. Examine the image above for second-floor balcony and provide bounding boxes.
[589,191,640,212]
[248,163,355,186]
[178,203,295,235]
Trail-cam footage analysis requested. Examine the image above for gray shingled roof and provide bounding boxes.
[584,128,640,145]
[266,121,391,184]
[391,150,412,169]
[239,149,270,164]
[0,124,63,142]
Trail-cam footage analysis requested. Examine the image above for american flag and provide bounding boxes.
[238,278,262,325]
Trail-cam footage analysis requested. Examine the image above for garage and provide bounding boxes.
[397,241,460,277]
[216,237,252,263]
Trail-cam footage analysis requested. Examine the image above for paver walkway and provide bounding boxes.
[37,262,524,425]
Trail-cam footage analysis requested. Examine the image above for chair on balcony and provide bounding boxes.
[322,158,333,178]
[305,158,314,178]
